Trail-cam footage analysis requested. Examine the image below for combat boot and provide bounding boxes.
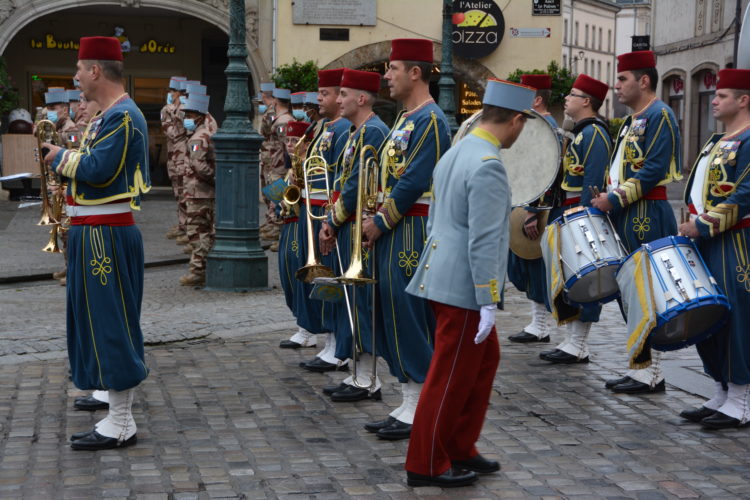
[179,273,205,286]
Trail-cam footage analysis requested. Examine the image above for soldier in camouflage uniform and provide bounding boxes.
[161,76,186,239]
[258,82,277,237]
[179,92,218,286]
[261,87,293,248]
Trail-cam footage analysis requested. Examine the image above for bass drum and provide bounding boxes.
[453,109,561,207]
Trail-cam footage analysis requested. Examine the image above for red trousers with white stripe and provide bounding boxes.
[405,300,500,476]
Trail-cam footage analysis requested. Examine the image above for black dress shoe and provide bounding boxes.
[330,385,382,402]
[680,406,717,423]
[508,331,550,343]
[406,467,478,488]
[539,348,560,358]
[701,411,750,430]
[375,420,411,440]
[73,395,109,411]
[452,454,501,474]
[541,350,589,364]
[605,375,632,389]
[299,357,318,368]
[364,415,396,433]
[70,430,137,451]
[70,429,94,441]
[279,339,303,349]
[322,382,348,396]
[303,358,347,373]
[611,379,665,394]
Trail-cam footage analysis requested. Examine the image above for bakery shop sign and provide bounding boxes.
[451,0,505,59]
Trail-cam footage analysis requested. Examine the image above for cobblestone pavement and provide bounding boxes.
[2,266,750,499]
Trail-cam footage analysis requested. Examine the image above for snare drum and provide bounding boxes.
[555,206,626,305]
[617,235,730,351]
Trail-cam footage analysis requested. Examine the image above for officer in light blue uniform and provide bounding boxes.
[361,39,451,441]
[539,73,613,364]
[592,50,681,394]
[679,69,750,429]
[508,74,562,344]
[297,69,354,372]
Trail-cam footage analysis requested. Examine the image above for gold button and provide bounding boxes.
[424,264,429,269]
[419,284,424,290]
[432,243,437,249]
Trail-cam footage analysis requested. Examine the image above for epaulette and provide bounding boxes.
[482,155,500,162]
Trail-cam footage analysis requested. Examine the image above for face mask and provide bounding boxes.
[73,78,80,88]
[70,110,75,120]
[167,93,173,105]
[183,118,196,131]
[179,95,187,105]
[292,109,307,120]
[258,104,267,114]
[47,110,59,123]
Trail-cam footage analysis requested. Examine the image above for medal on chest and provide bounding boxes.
[319,130,333,152]
[708,139,740,197]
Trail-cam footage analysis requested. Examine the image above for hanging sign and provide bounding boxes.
[451,0,505,59]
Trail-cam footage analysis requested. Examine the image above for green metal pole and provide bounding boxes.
[206,0,268,291]
[438,0,459,134]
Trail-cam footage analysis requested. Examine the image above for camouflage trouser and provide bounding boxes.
[168,159,188,232]
[186,198,215,276]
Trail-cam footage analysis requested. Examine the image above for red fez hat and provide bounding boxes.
[340,69,381,94]
[572,74,609,101]
[78,36,123,61]
[318,69,344,88]
[717,69,750,91]
[390,38,433,63]
[617,50,656,73]
[286,121,309,138]
[520,74,552,90]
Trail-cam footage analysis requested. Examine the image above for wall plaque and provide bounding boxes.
[293,0,376,26]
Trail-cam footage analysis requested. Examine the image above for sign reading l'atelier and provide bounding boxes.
[30,34,176,54]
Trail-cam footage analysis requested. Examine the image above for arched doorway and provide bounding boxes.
[0,1,267,186]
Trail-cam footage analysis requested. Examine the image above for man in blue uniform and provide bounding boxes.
[318,68,390,402]
[678,69,750,429]
[508,74,561,344]
[298,69,353,372]
[362,38,451,441]
[404,78,535,488]
[540,74,612,364]
[592,50,681,394]
[43,36,151,450]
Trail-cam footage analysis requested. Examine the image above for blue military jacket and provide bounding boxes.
[375,101,451,232]
[307,116,351,192]
[406,127,510,311]
[607,99,681,209]
[53,95,151,208]
[329,114,389,228]
[685,129,750,238]
[562,118,612,205]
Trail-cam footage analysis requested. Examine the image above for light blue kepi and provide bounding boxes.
[483,78,537,118]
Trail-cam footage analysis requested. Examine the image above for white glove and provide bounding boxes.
[474,304,497,344]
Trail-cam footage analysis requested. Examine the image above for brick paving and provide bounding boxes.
[2,182,750,498]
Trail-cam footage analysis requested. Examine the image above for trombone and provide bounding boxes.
[34,120,64,253]
[336,144,381,390]
[280,136,306,215]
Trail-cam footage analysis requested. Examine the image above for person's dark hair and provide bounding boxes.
[631,67,659,92]
[536,89,551,108]
[731,89,750,101]
[579,91,603,112]
[275,98,291,110]
[480,104,520,124]
[403,61,433,83]
[83,60,124,82]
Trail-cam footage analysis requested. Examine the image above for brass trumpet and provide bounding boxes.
[295,154,336,283]
[34,119,61,227]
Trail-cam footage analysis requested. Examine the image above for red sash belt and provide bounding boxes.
[562,196,581,207]
[642,185,667,200]
[405,203,430,217]
[66,196,134,226]
[301,197,329,207]
[283,217,299,224]
[331,191,341,203]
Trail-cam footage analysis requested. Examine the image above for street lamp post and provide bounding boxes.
[205,0,268,291]
[438,0,459,134]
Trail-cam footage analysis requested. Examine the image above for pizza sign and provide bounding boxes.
[451,0,505,59]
